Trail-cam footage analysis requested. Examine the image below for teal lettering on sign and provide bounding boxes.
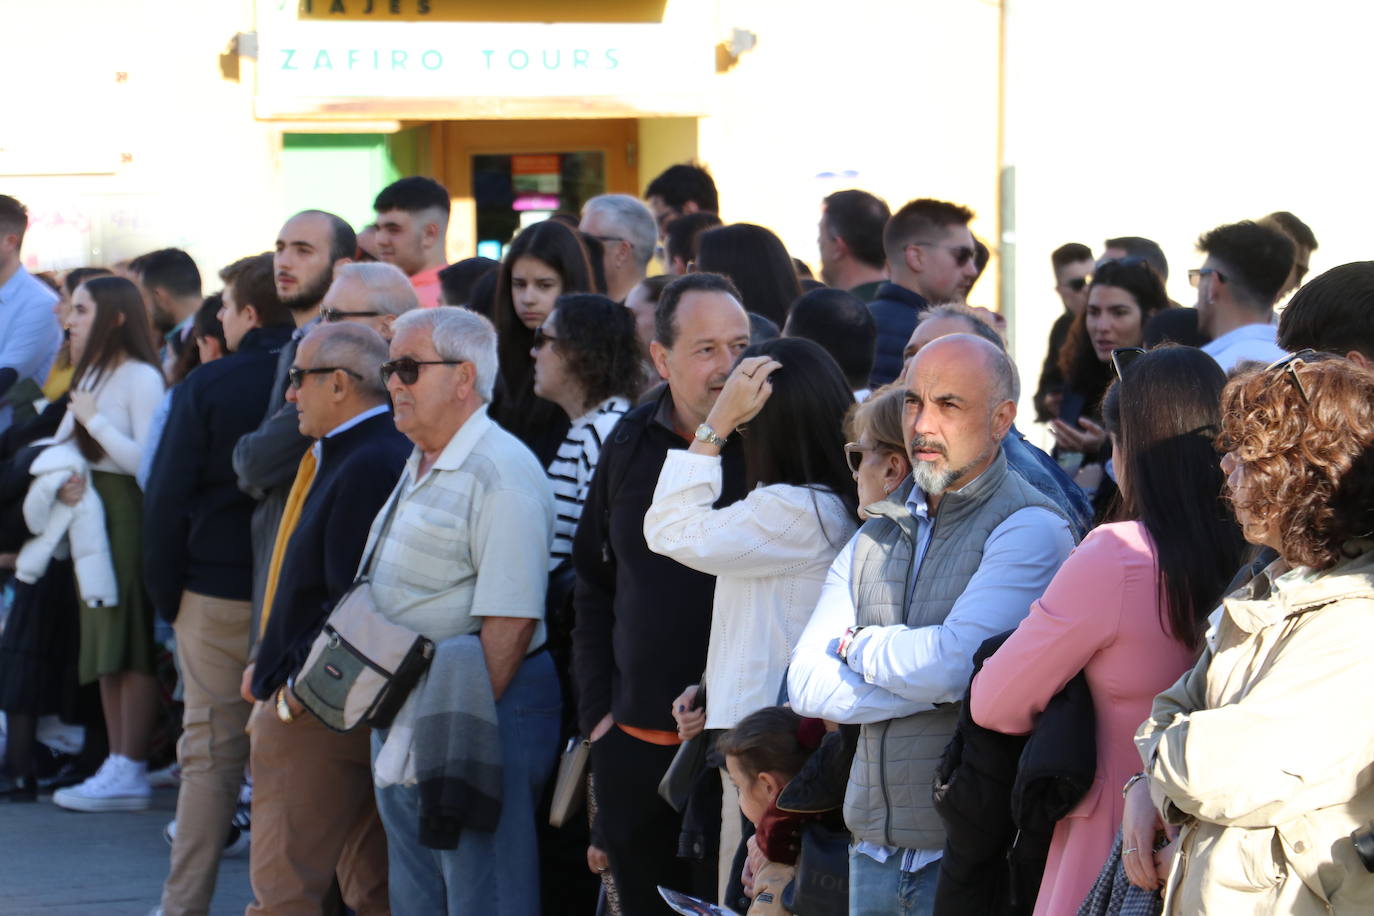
[281,48,298,70]
[314,49,333,69]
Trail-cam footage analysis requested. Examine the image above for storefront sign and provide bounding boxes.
[255,0,713,119]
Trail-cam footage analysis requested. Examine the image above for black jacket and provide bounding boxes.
[143,325,294,620]
[932,631,1096,916]
[571,387,745,736]
[0,395,67,551]
[866,282,929,387]
[250,410,411,699]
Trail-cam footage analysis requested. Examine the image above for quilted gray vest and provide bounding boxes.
[844,451,1065,849]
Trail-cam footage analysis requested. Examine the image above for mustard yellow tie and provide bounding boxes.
[259,448,319,637]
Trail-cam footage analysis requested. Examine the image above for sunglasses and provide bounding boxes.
[1111,347,1146,378]
[321,307,382,322]
[908,241,977,268]
[1188,267,1227,288]
[1265,348,1320,405]
[532,326,558,350]
[1064,277,1089,293]
[287,366,361,389]
[379,357,465,386]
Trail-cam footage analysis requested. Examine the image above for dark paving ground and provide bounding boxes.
[0,786,252,915]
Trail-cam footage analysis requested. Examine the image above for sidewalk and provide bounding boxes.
[0,787,252,915]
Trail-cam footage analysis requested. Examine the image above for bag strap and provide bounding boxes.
[357,480,406,580]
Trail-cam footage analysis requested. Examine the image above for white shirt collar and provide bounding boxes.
[311,403,391,462]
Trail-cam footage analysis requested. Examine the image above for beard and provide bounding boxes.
[908,434,994,497]
[281,266,333,311]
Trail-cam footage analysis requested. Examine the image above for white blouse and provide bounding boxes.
[644,449,857,729]
[54,359,166,476]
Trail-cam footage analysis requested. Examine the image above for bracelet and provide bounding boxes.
[837,626,865,662]
[1122,771,1148,800]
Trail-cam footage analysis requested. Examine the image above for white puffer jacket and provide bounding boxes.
[16,441,118,607]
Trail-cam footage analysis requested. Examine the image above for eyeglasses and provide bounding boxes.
[1111,347,1146,378]
[379,357,465,386]
[287,366,362,389]
[1188,267,1227,288]
[1265,348,1320,405]
[1064,277,1089,293]
[321,307,382,322]
[907,242,977,268]
[532,326,558,350]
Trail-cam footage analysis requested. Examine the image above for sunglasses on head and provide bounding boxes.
[287,366,362,389]
[379,356,465,386]
[532,326,558,350]
[1265,348,1321,405]
[1111,347,1147,379]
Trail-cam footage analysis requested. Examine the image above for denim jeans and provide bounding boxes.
[849,849,940,916]
[372,650,561,915]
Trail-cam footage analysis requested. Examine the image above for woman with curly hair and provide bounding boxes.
[1124,352,1374,913]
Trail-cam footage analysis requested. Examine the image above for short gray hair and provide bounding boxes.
[583,194,657,269]
[917,306,1020,402]
[304,322,390,402]
[392,306,498,402]
[333,262,419,316]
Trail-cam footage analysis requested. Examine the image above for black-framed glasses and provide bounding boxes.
[532,326,558,350]
[1188,267,1227,288]
[1265,348,1320,405]
[1111,347,1147,378]
[907,241,976,268]
[1064,277,1089,292]
[379,357,465,386]
[321,307,382,322]
[287,366,362,389]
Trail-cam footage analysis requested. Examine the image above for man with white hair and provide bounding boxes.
[241,321,408,914]
[319,261,420,341]
[368,307,559,914]
[579,193,657,303]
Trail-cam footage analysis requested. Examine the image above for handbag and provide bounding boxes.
[657,683,709,812]
[548,735,592,827]
[294,487,434,732]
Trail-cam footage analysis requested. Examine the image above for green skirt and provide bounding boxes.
[78,471,157,683]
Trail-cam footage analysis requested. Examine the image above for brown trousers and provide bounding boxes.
[162,591,253,916]
[245,699,389,915]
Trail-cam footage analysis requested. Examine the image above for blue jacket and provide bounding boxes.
[867,282,929,387]
[1003,425,1091,541]
[251,410,411,699]
[143,325,294,620]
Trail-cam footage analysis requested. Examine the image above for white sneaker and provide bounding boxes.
[53,756,151,812]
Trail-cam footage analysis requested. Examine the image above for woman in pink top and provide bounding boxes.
[969,346,1245,915]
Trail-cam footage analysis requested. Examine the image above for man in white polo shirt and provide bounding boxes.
[1192,219,1296,372]
[367,306,559,915]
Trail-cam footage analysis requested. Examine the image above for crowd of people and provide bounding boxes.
[0,162,1372,916]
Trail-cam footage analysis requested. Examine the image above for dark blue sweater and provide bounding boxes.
[867,281,930,387]
[143,326,294,620]
[251,410,411,699]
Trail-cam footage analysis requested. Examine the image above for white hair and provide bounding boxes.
[333,262,420,317]
[583,194,657,269]
[305,322,390,401]
[392,306,498,402]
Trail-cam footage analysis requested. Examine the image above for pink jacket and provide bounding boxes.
[970,521,1197,916]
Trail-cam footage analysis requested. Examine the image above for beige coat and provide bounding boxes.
[1136,542,1374,915]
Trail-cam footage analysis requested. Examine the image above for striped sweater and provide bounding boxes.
[546,396,631,568]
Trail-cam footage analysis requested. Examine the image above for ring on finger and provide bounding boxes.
[1123,847,1139,854]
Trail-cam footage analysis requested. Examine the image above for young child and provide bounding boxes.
[717,706,831,915]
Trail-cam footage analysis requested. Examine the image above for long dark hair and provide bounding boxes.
[695,224,802,328]
[492,220,595,452]
[72,276,162,462]
[1058,258,1168,418]
[737,337,859,535]
[546,294,646,413]
[1103,346,1244,650]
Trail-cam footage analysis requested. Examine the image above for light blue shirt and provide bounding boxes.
[1201,321,1284,373]
[0,265,62,431]
[310,403,391,466]
[788,471,1074,863]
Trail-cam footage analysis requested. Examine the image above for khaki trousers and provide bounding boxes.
[161,591,253,916]
[245,699,390,915]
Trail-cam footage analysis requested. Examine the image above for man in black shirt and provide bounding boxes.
[573,273,750,914]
